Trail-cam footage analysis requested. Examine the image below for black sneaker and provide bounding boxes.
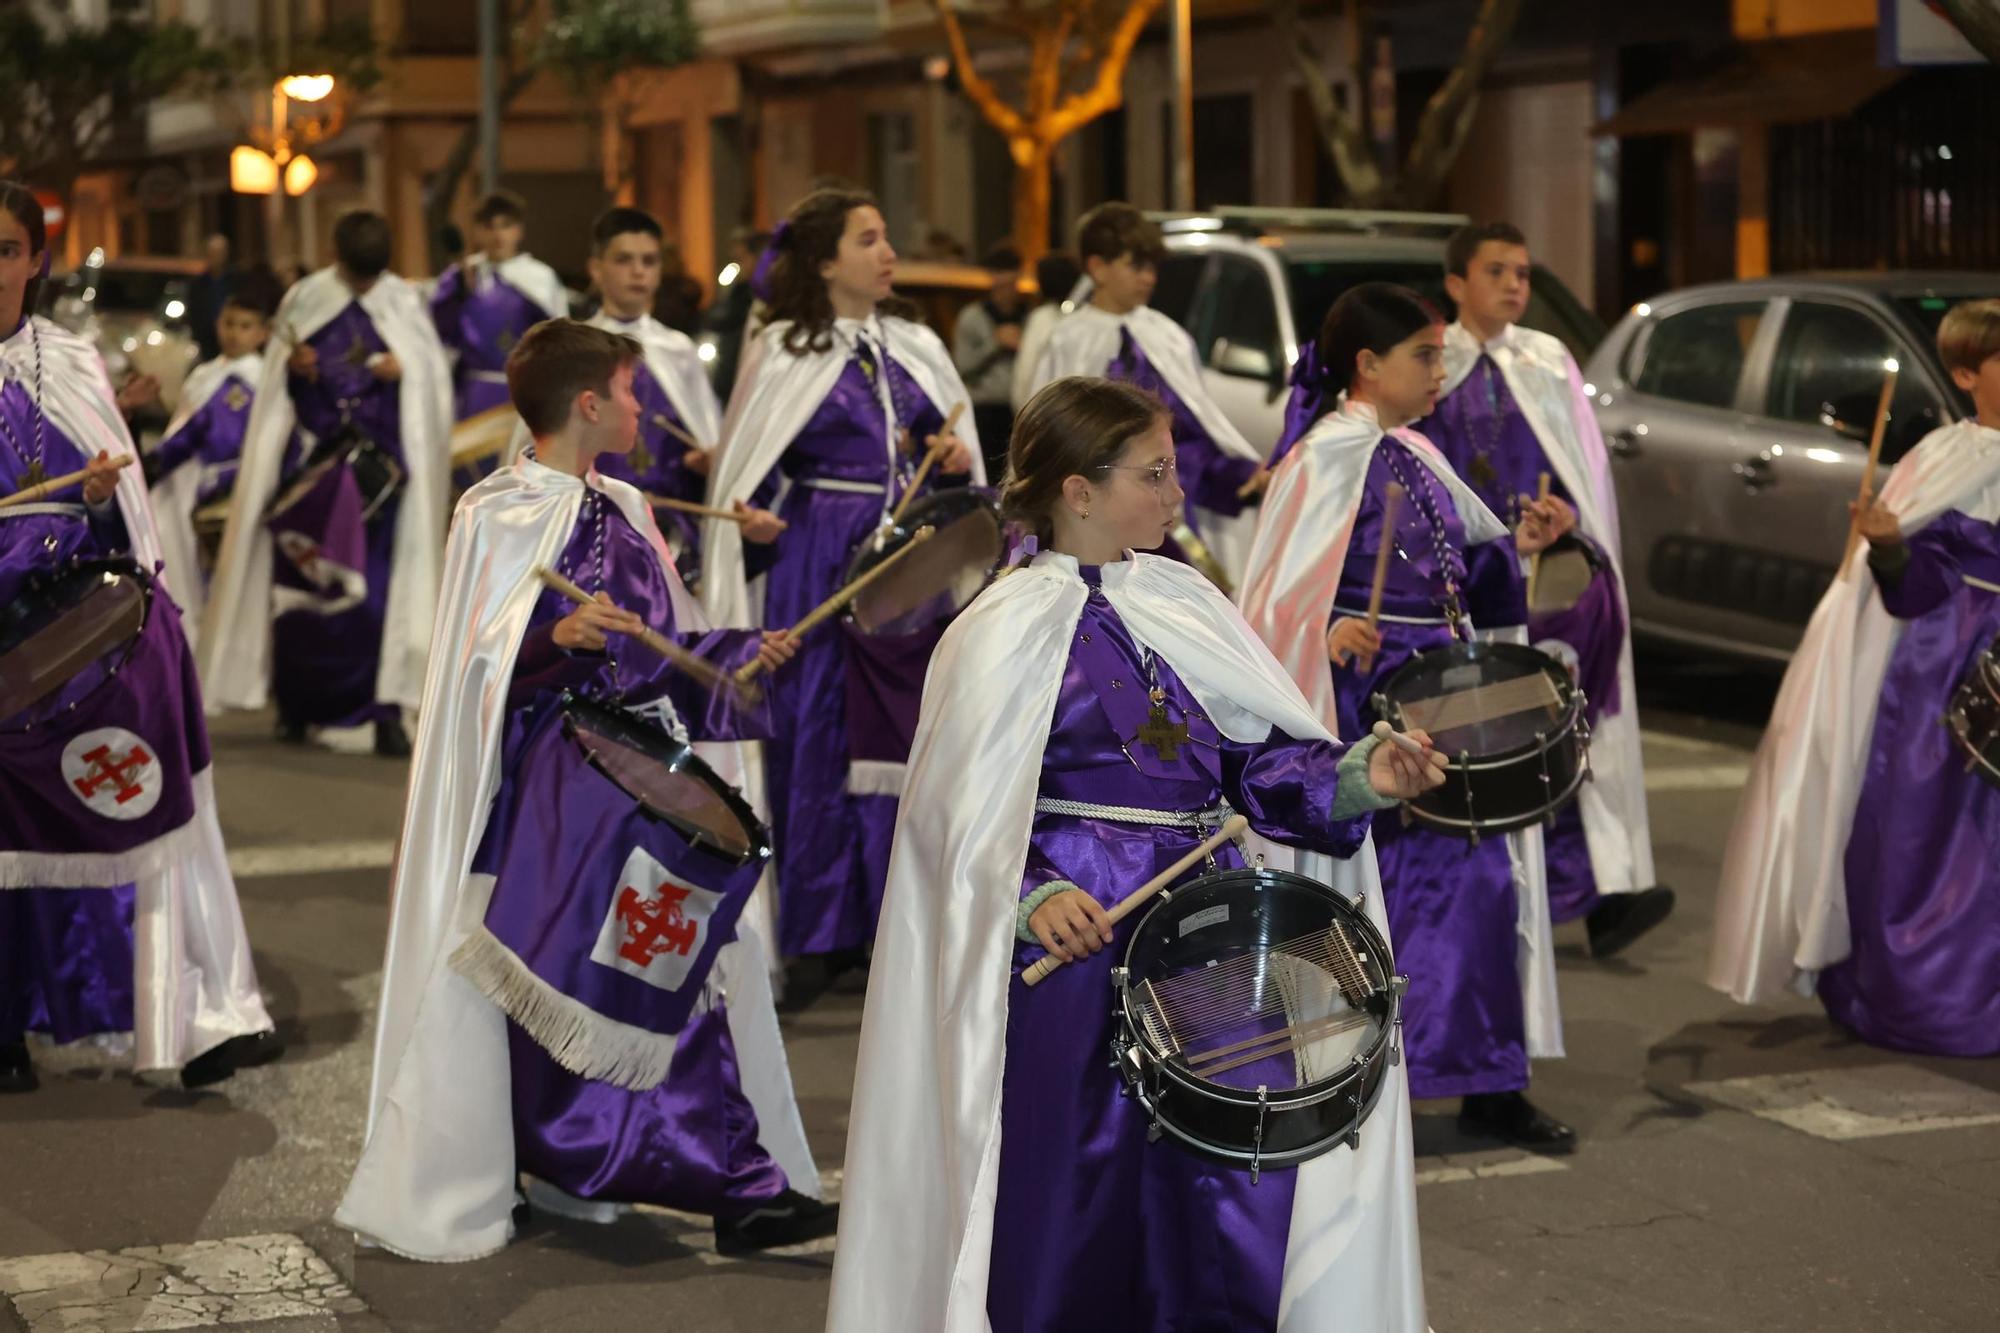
[374,718,412,758]
[0,1041,38,1094]
[713,1189,839,1256]
[1458,1091,1578,1154]
[1586,886,1676,960]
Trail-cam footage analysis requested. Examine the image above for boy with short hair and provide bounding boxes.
[1024,202,1269,581]
[336,317,831,1261]
[430,191,568,453]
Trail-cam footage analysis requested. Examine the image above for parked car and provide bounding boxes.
[42,252,205,418]
[1147,208,1606,454]
[1585,272,1994,662]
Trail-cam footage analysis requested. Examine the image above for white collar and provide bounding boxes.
[1336,397,1381,428]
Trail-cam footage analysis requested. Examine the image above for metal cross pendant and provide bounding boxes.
[1467,452,1499,494]
[18,459,46,488]
[342,339,370,368]
[1134,690,1189,762]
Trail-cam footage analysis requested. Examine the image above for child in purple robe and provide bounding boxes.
[336,319,832,1261]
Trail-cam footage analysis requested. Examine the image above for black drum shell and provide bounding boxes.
[0,558,154,732]
[1946,638,2000,793]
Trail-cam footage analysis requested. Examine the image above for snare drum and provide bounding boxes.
[267,425,404,530]
[1946,636,2000,792]
[0,559,152,731]
[1111,866,1404,1179]
[1527,533,1606,616]
[561,692,769,866]
[1372,640,1590,840]
[843,488,1004,636]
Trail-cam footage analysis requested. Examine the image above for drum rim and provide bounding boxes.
[1401,749,1593,836]
[839,487,1003,591]
[1120,1040,1397,1170]
[557,690,773,867]
[0,558,155,736]
[1374,640,1584,766]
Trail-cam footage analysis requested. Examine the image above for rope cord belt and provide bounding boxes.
[1033,798,1233,828]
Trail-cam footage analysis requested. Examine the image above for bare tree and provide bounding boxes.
[1933,0,2000,64]
[935,0,1164,264]
[1274,0,1522,209]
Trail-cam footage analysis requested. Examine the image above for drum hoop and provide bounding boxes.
[1944,702,2000,784]
[1376,643,1583,764]
[0,559,155,735]
[840,489,1003,588]
[1427,714,1586,771]
[1401,755,1593,836]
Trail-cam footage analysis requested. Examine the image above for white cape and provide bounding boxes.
[470,252,570,324]
[502,310,724,466]
[1026,302,1265,581]
[1709,419,2000,1003]
[1443,322,1655,895]
[334,457,816,1262]
[827,551,1425,1333]
[1238,401,1563,1057]
[150,352,262,646]
[197,268,451,715]
[1,318,271,1070]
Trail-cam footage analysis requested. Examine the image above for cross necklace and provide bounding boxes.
[1131,645,1190,762]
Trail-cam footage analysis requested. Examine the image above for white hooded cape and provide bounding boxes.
[1,318,271,1071]
[1443,322,1655,895]
[1709,419,2000,1003]
[197,268,451,715]
[150,352,262,646]
[502,310,724,466]
[1026,301,1265,582]
[334,457,817,1262]
[470,252,570,325]
[1238,402,1563,1057]
[826,551,1426,1333]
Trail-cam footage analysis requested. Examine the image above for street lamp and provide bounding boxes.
[232,73,344,197]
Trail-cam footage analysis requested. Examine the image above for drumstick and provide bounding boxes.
[889,404,968,525]
[657,416,709,455]
[0,454,134,510]
[1841,364,1900,577]
[1370,719,1428,757]
[1022,814,1251,988]
[734,524,937,685]
[1525,471,1552,607]
[646,493,751,524]
[534,566,747,702]
[1359,483,1404,673]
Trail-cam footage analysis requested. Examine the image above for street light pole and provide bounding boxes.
[1169,0,1194,211]
[478,0,502,196]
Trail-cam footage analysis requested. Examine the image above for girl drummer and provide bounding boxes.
[828,376,1443,1333]
[698,188,983,1001]
[1238,282,1581,1152]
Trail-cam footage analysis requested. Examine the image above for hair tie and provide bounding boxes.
[1291,337,1333,392]
[748,219,793,303]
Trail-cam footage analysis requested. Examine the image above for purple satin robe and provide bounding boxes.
[154,369,254,507]
[988,565,1373,1333]
[430,264,546,423]
[1820,511,2000,1056]
[1106,328,1261,537]
[746,346,956,958]
[479,489,788,1213]
[1327,439,1532,1100]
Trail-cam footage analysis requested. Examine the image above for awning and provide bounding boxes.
[1593,31,1906,137]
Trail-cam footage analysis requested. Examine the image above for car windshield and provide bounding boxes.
[1283,258,1606,363]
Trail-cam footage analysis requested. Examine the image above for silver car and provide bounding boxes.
[1585,273,1994,661]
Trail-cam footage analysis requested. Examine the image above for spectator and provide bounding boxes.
[655,240,705,335]
[952,245,1025,476]
[1011,249,1083,411]
[187,232,234,362]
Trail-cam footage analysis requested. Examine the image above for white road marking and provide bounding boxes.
[1687,1064,2000,1141]
[0,1233,363,1332]
[1644,763,1752,792]
[1414,1148,1569,1186]
[226,839,396,879]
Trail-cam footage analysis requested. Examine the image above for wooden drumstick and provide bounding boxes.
[534,566,749,702]
[1370,719,1428,757]
[646,493,751,524]
[1022,814,1251,988]
[1358,482,1404,673]
[0,454,134,510]
[733,524,937,685]
[1841,364,1900,577]
[657,416,709,455]
[1524,470,1552,607]
[890,403,968,525]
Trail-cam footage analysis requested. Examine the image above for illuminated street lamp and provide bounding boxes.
[233,73,343,198]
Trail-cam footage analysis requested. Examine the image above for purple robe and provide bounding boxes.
[154,370,254,507]
[1106,329,1261,539]
[988,565,1374,1332]
[1820,511,2000,1056]
[591,351,706,579]
[1420,355,1624,922]
[1326,440,1533,1101]
[273,302,403,730]
[476,489,788,1213]
[744,346,954,958]
[430,264,545,423]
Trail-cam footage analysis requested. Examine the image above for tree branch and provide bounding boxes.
[1272,0,1382,203]
[1934,0,2000,64]
[1397,0,1521,204]
[935,0,1030,141]
[1048,0,1165,139]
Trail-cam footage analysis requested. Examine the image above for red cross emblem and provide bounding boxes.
[72,742,154,805]
[613,881,700,966]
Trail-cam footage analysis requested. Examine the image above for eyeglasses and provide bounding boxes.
[1091,458,1178,490]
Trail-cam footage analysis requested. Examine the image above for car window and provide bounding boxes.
[1630,302,1766,410]
[1203,256,1282,380]
[1769,301,1940,459]
[1151,253,1208,329]
[1282,259,1604,363]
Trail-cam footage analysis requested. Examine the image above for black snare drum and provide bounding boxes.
[1372,640,1589,840]
[560,692,769,866]
[268,424,404,529]
[1946,636,2000,792]
[844,488,1003,636]
[1112,866,1404,1181]
[0,559,152,731]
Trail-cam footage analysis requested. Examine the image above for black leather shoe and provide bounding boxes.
[274,716,308,745]
[1587,886,1676,960]
[713,1190,839,1255]
[0,1041,38,1094]
[777,956,834,1014]
[180,1043,238,1089]
[214,1030,285,1072]
[1459,1091,1578,1154]
[374,718,411,758]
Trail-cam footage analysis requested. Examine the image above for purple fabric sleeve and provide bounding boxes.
[1220,729,1372,860]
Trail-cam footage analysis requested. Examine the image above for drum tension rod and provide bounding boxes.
[1250,1085,1268,1185]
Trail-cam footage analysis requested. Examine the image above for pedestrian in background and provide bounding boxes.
[187,232,235,363]
[952,244,1024,478]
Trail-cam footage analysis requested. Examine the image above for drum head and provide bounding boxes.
[844,488,1003,636]
[1378,640,1573,759]
[561,694,770,866]
[1528,535,1601,615]
[0,561,151,727]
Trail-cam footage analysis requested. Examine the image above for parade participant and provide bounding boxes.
[1711,300,2000,1056]
[0,180,277,1095]
[430,191,567,467]
[828,376,1439,1333]
[148,265,282,643]
[199,209,451,758]
[1421,221,1670,956]
[336,319,829,1260]
[1024,202,1269,582]
[1239,282,1577,1150]
[700,188,981,1000]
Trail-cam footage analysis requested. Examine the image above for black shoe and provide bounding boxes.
[374,718,411,758]
[274,717,308,745]
[215,1030,285,1071]
[713,1189,839,1256]
[180,1043,239,1089]
[1586,886,1676,960]
[512,1185,533,1232]
[0,1041,38,1094]
[1459,1091,1577,1154]
[777,956,834,1014]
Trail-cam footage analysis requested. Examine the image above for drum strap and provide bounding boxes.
[796,476,887,495]
[1033,797,1232,829]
